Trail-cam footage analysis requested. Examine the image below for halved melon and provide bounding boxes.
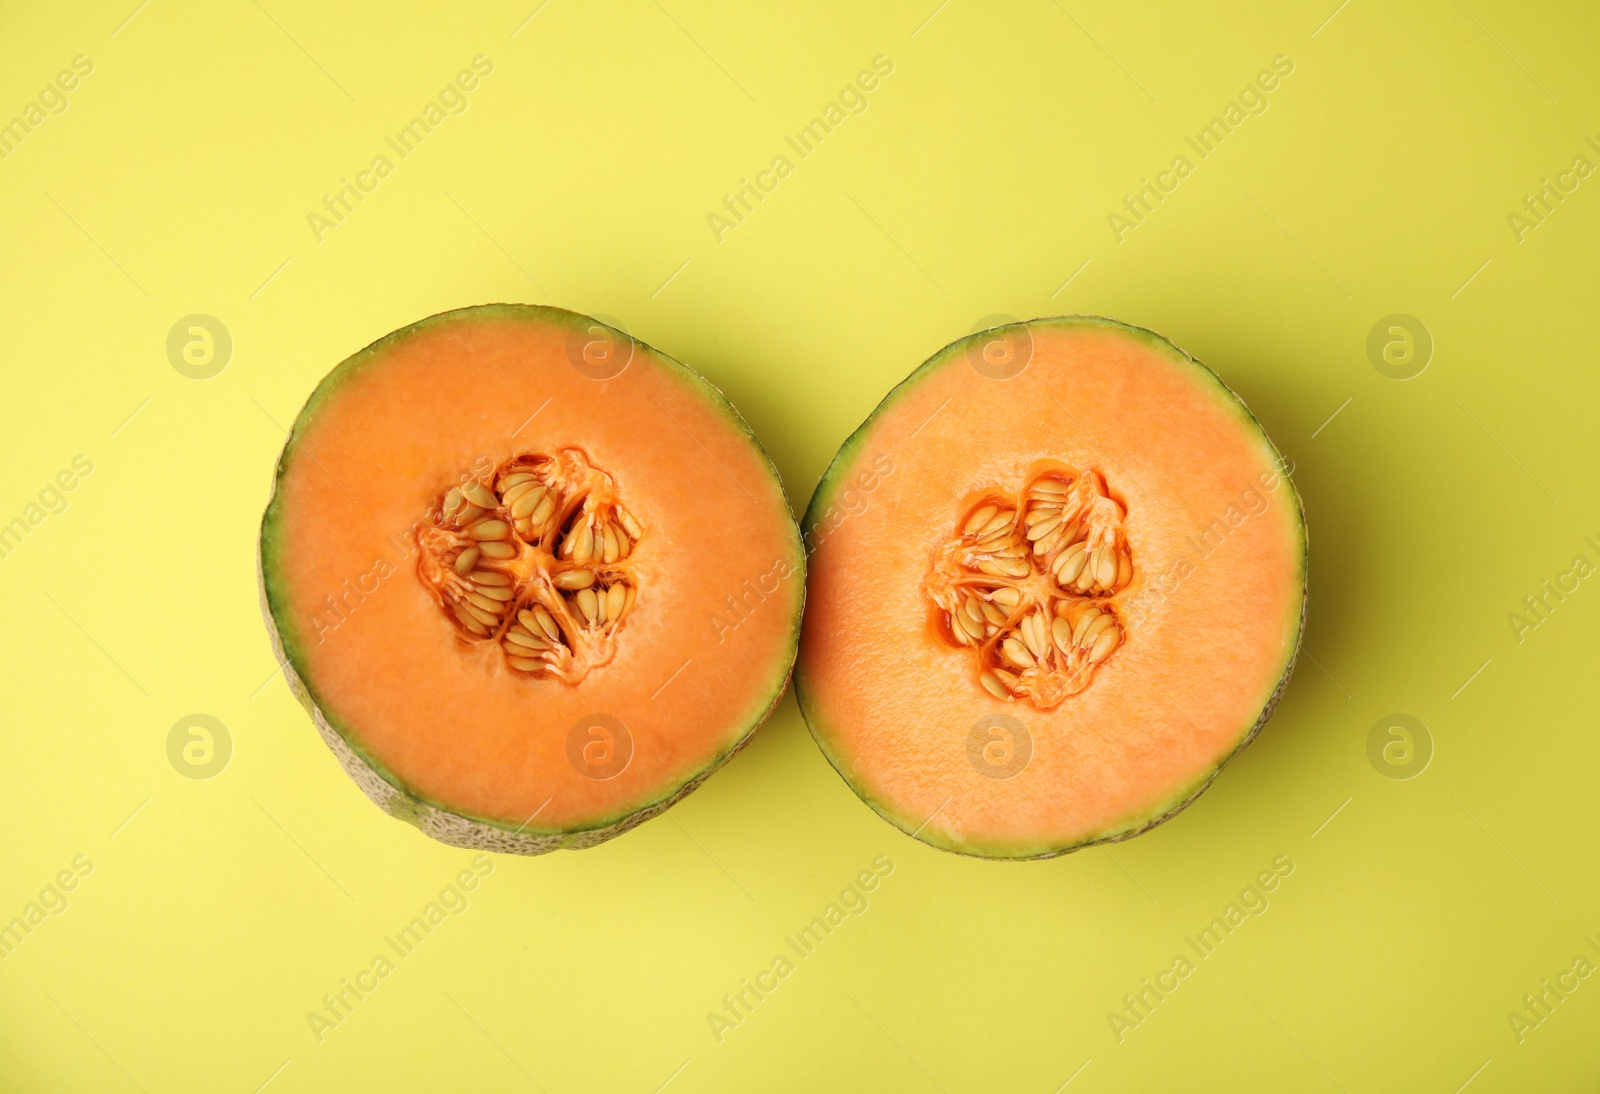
[795,317,1305,859]
[259,305,803,854]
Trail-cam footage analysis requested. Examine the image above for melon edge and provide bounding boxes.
[255,303,804,855]
[795,314,1309,859]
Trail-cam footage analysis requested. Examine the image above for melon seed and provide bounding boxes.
[501,482,538,506]
[606,584,628,620]
[463,591,502,612]
[468,520,510,541]
[616,507,642,540]
[965,505,998,535]
[564,526,593,564]
[1089,630,1119,662]
[510,487,546,518]
[929,465,1132,709]
[1022,613,1049,658]
[1026,514,1064,539]
[421,450,646,680]
[1071,608,1099,646]
[1053,542,1088,584]
[948,613,972,644]
[1094,546,1115,587]
[980,510,1014,536]
[459,599,501,627]
[453,604,489,636]
[575,587,599,622]
[1001,638,1033,669]
[1085,609,1118,642]
[504,627,548,651]
[462,481,499,509]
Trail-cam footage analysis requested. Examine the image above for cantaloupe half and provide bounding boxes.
[795,317,1306,859]
[259,305,803,854]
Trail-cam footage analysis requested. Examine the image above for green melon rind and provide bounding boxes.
[258,303,804,855]
[794,315,1307,860]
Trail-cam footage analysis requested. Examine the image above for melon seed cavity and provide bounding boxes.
[417,448,642,683]
[925,468,1132,710]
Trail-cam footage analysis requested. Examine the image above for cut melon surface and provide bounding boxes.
[795,317,1305,859]
[259,305,803,854]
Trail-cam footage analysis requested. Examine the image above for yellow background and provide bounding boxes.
[3,0,1598,1090]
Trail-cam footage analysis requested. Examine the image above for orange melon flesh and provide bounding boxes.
[260,306,803,847]
[795,318,1305,858]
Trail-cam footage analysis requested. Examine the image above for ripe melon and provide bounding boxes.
[795,317,1306,859]
[258,305,803,854]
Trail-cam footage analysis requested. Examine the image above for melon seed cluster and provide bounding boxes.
[416,448,642,684]
[926,469,1132,710]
